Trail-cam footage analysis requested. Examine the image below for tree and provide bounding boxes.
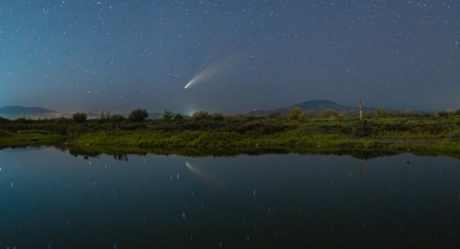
[286,108,302,121]
[173,113,184,121]
[302,110,316,120]
[267,112,281,120]
[0,116,9,123]
[191,111,211,121]
[128,109,149,122]
[72,113,87,123]
[99,110,111,120]
[162,109,173,121]
[319,109,340,119]
[233,114,247,121]
[110,114,125,122]
[374,109,391,118]
[211,113,224,121]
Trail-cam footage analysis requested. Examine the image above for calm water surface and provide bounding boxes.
[1,147,460,248]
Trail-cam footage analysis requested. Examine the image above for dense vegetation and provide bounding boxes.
[2,109,460,154]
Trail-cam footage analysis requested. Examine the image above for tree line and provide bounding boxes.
[1,107,460,126]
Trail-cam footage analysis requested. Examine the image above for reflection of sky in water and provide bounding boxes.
[1,147,460,248]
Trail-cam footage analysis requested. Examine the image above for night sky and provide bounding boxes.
[1,0,459,115]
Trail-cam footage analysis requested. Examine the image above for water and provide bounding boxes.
[1,147,460,248]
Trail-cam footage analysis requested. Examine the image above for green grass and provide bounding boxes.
[0,130,64,148]
[2,116,460,154]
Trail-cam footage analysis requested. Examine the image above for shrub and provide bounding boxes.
[110,114,125,122]
[211,113,224,121]
[191,111,211,121]
[0,116,10,123]
[163,109,173,121]
[129,109,149,122]
[15,118,32,124]
[351,120,372,137]
[286,108,302,121]
[173,113,184,121]
[302,110,316,120]
[267,112,281,120]
[72,113,87,123]
[374,109,391,118]
[319,109,340,119]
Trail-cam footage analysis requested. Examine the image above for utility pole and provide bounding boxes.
[359,99,363,120]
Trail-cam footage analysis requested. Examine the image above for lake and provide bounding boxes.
[1,147,460,248]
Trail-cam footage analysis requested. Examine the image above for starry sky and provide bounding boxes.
[1,0,459,115]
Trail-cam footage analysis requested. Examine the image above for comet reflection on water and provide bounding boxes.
[185,161,225,192]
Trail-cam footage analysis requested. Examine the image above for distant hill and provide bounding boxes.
[0,106,57,114]
[248,99,378,117]
[0,106,63,119]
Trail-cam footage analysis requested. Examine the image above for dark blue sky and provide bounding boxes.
[1,0,459,114]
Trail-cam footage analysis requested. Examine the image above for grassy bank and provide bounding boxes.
[1,115,460,153]
[0,130,64,148]
[68,117,460,153]
[70,130,460,153]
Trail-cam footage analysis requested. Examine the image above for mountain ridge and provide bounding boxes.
[0,100,426,119]
[247,99,404,116]
[0,106,57,114]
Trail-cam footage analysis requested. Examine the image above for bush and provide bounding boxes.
[163,109,173,121]
[191,111,211,121]
[267,112,281,120]
[72,113,87,123]
[211,113,224,121]
[173,113,184,121]
[351,120,372,137]
[110,114,125,122]
[286,108,302,121]
[129,109,149,122]
[0,116,10,123]
[15,118,32,124]
[302,110,316,120]
[374,109,391,118]
[319,109,340,119]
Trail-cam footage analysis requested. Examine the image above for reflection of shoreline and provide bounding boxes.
[45,144,408,160]
[13,144,460,163]
[186,162,225,192]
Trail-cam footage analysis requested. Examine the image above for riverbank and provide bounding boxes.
[0,130,64,148]
[1,116,460,153]
[70,130,460,153]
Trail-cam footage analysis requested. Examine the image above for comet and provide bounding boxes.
[184,52,239,89]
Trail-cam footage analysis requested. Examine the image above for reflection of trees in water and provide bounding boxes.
[66,145,147,161]
[113,154,129,161]
[331,150,399,160]
[8,144,460,163]
[63,146,401,162]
